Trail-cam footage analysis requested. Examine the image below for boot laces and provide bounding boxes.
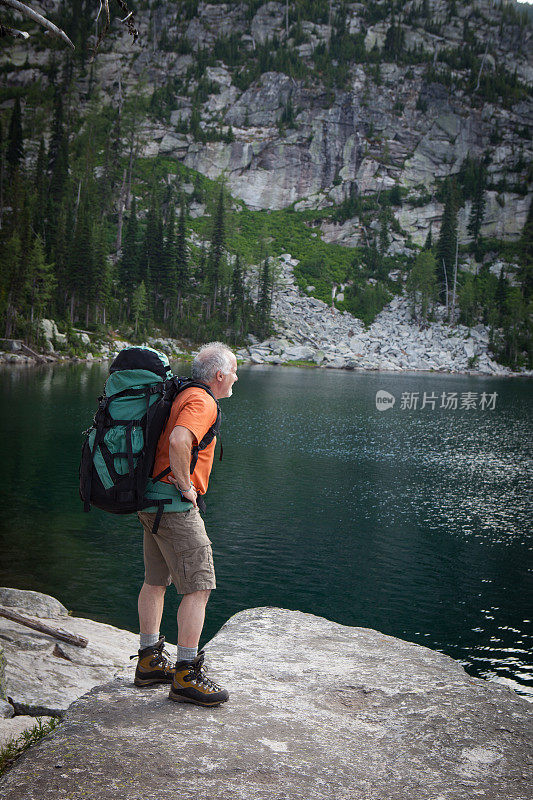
[151,646,173,669]
[186,662,221,692]
[130,640,173,668]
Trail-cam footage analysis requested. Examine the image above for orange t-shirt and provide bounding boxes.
[152,386,218,495]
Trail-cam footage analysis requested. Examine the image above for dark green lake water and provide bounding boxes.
[1,362,532,700]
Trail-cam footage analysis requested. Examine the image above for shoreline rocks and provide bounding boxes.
[1,269,531,377]
[0,588,140,722]
[236,257,532,378]
[1,605,532,799]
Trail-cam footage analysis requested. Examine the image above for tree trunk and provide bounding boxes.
[0,145,4,230]
[115,168,127,258]
[126,145,135,210]
[475,39,490,92]
[449,236,459,323]
[73,179,82,227]
[442,258,449,313]
[5,296,14,338]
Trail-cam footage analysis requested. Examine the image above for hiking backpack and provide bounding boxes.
[79,346,220,532]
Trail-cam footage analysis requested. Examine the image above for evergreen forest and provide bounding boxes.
[0,0,531,369]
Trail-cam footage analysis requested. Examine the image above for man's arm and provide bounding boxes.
[168,425,198,508]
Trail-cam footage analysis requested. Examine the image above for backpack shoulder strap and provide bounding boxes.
[151,378,221,480]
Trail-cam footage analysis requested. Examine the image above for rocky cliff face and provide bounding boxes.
[2,0,531,249]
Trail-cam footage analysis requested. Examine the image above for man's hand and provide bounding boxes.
[168,476,198,508]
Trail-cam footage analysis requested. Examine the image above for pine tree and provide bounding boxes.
[132,281,147,336]
[9,190,33,326]
[32,138,47,238]
[93,225,112,326]
[1,233,22,337]
[7,97,24,173]
[458,272,477,327]
[175,199,189,318]
[257,256,272,336]
[207,185,225,308]
[120,197,139,290]
[99,111,122,217]
[406,250,438,322]
[26,235,55,325]
[152,212,165,318]
[162,204,177,321]
[0,120,5,229]
[70,198,94,326]
[54,197,74,313]
[379,212,389,255]
[383,17,404,58]
[6,168,25,237]
[467,161,487,243]
[139,196,163,310]
[517,196,533,303]
[495,266,508,323]
[436,179,458,305]
[47,93,69,256]
[230,253,245,339]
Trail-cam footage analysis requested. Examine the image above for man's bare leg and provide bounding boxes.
[134,583,175,686]
[177,589,211,650]
[138,582,166,635]
[170,588,228,705]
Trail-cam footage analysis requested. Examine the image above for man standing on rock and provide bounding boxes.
[132,342,238,707]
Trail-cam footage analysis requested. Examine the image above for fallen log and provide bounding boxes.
[0,606,88,648]
[19,343,47,363]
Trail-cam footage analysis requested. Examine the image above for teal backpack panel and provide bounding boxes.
[79,345,220,532]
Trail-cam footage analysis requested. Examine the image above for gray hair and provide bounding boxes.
[192,342,234,383]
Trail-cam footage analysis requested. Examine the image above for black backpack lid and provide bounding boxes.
[109,346,172,379]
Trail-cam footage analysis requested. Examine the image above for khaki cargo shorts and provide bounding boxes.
[137,508,216,594]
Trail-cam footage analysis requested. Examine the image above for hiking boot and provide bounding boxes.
[131,637,176,686]
[169,650,229,707]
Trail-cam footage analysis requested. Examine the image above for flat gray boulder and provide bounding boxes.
[0,589,139,715]
[0,588,69,619]
[1,608,532,799]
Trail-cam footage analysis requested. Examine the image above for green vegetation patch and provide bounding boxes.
[0,717,61,777]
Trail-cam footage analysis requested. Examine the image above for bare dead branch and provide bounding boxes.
[92,0,137,59]
[115,0,138,44]
[2,0,137,53]
[0,0,74,48]
[0,606,89,648]
[0,21,29,39]
[93,0,111,56]
[475,38,491,92]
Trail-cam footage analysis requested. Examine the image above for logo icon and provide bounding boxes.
[375,390,395,411]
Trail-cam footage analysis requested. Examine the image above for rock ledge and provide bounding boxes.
[1,607,531,800]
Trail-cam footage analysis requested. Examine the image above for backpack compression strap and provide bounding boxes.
[140,497,172,537]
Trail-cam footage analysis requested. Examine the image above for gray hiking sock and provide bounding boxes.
[140,632,160,650]
[177,644,197,663]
